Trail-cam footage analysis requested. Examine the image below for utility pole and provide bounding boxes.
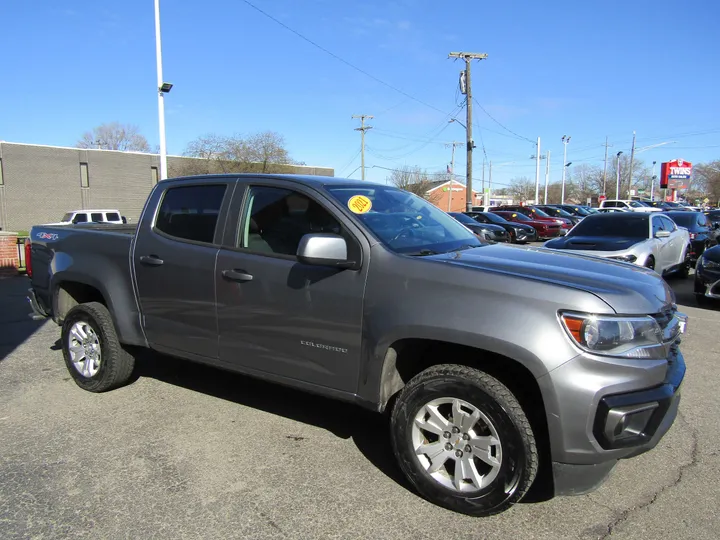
[615,151,624,199]
[561,135,571,204]
[650,161,657,201]
[602,136,612,196]
[445,141,463,211]
[449,52,488,211]
[352,114,373,180]
[544,150,551,204]
[488,160,492,205]
[535,137,541,204]
[627,131,636,197]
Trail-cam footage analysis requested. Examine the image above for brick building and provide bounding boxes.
[426,179,482,212]
[0,142,334,233]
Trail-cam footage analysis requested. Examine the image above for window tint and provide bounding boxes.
[107,212,120,221]
[73,213,88,223]
[604,201,617,208]
[239,187,341,256]
[155,184,227,243]
[91,213,104,222]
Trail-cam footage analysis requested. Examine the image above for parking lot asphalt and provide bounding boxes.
[1,272,719,540]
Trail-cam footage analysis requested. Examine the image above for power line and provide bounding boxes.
[472,97,534,143]
[241,0,450,117]
[336,149,361,175]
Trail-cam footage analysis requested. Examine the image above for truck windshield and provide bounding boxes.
[325,185,481,255]
[61,213,73,222]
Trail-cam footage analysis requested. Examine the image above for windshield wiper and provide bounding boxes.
[406,249,439,256]
[448,244,480,253]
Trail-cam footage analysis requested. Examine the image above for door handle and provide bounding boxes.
[139,255,164,266]
[222,269,253,282]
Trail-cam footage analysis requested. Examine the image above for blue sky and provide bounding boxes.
[1,0,719,189]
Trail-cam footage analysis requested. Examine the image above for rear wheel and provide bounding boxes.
[61,302,135,392]
[390,364,537,517]
[644,256,656,270]
[676,246,692,278]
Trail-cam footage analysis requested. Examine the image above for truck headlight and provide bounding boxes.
[560,312,664,359]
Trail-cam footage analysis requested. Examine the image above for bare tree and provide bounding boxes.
[508,176,535,203]
[388,166,441,203]
[694,161,720,204]
[174,131,300,176]
[77,122,151,152]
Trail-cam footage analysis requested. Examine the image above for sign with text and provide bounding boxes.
[660,159,692,189]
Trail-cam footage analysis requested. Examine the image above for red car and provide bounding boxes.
[492,205,573,234]
[492,211,562,240]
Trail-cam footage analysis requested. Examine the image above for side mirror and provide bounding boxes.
[122,216,128,224]
[297,233,355,268]
[655,230,671,238]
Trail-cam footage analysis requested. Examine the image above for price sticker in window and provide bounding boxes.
[348,195,372,214]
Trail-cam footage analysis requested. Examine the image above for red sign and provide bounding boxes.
[660,159,692,189]
[599,194,606,202]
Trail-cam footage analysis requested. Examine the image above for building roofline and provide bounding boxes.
[426,179,478,194]
[0,140,332,169]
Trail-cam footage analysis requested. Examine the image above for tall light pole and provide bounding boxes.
[154,0,171,180]
[561,135,571,203]
[544,150,551,204]
[530,151,546,204]
[615,151,624,199]
[650,161,657,201]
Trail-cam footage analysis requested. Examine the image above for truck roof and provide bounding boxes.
[67,209,121,213]
[165,173,384,189]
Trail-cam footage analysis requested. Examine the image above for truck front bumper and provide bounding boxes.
[540,316,687,497]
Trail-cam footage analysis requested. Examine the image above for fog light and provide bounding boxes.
[604,402,658,443]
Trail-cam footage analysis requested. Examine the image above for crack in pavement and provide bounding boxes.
[597,410,699,539]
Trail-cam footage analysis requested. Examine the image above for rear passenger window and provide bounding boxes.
[73,213,88,223]
[155,185,227,244]
[91,213,104,222]
[238,186,341,256]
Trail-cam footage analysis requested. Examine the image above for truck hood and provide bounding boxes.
[426,243,674,314]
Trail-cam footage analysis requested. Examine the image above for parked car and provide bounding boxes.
[492,211,562,239]
[549,204,594,218]
[694,244,720,305]
[544,212,691,276]
[491,205,573,234]
[448,212,510,243]
[43,209,127,226]
[535,205,581,225]
[596,207,631,213]
[599,200,662,213]
[463,211,537,244]
[665,211,718,264]
[25,174,688,517]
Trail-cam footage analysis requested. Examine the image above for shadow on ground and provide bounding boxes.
[0,276,45,362]
[132,351,413,493]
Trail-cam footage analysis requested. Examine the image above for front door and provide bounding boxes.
[651,215,674,271]
[133,180,235,359]
[215,182,368,393]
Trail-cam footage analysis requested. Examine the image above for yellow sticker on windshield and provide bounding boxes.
[512,213,518,217]
[348,195,372,214]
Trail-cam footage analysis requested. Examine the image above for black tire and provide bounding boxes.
[695,294,710,307]
[390,364,538,517]
[676,247,691,279]
[644,256,655,270]
[61,302,135,392]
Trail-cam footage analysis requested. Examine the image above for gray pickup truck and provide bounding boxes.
[26,174,687,517]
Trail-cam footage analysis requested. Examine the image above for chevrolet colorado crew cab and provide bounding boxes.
[26,174,688,517]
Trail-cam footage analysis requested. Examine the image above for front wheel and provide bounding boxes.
[61,302,135,392]
[644,256,656,271]
[390,365,538,517]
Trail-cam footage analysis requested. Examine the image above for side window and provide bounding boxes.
[652,217,663,236]
[73,213,88,223]
[697,215,707,227]
[91,212,104,222]
[661,216,676,231]
[604,201,616,208]
[155,184,227,244]
[239,186,341,257]
[106,212,121,222]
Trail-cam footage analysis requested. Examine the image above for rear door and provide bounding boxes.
[132,179,235,359]
[214,179,369,392]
